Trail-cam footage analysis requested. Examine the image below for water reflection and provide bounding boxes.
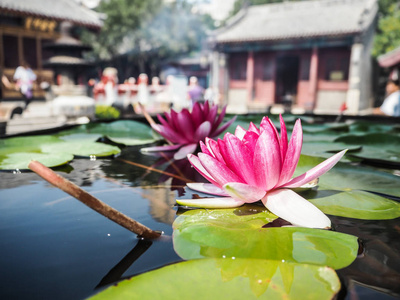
[97,239,153,288]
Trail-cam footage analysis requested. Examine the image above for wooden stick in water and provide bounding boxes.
[28,160,161,240]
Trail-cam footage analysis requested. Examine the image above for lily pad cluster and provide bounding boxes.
[92,116,400,299]
[0,120,159,170]
[3,114,399,298]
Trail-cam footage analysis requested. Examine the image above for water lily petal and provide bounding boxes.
[262,188,331,229]
[141,144,182,152]
[223,182,266,203]
[253,130,282,190]
[260,117,279,141]
[198,152,245,186]
[186,182,229,196]
[191,102,204,128]
[176,197,244,208]
[176,109,195,142]
[203,101,210,116]
[187,154,220,187]
[163,111,173,124]
[199,141,213,156]
[169,109,180,131]
[211,105,227,131]
[193,121,211,142]
[212,115,237,137]
[218,133,257,185]
[206,104,218,125]
[235,125,246,140]
[242,131,259,154]
[248,122,260,135]
[205,138,225,163]
[277,119,303,186]
[151,124,186,144]
[279,115,288,160]
[282,149,347,188]
[174,143,198,160]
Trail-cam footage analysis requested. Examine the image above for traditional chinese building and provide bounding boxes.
[0,0,102,100]
[209,0,378,115]
[378,45,400,82]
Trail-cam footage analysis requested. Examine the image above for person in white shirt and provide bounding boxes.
[374,79,400,117]
[13,61,37,109]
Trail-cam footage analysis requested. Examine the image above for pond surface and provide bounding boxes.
[0,115,399,299]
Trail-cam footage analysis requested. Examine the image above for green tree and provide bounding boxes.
[81,0,162,60]
[81,0,213,62]
[373,1,400,57]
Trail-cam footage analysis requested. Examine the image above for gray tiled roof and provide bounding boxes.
[213,0,377,43]
[0,0,102,29]
[378,45,400,68]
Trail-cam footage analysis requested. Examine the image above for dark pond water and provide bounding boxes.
[0,117,399,299]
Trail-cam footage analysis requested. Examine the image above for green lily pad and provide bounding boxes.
[304,190,400,220]
[0,135,63,155]
[348,121,395,134]
[172,207,358,270]
[0,152,73,170]
[334,133,400,162]
[41,141,121,157]
[58,120,159,146]
[301,142,359,159]
[336,132,400,142]
[301,122,349,134]
[296,154,400,198]
[90,258,340,300]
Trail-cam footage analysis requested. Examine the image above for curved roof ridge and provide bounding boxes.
[212,0,378,44]
[0,0,102,29]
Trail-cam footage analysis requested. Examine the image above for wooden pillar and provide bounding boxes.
[37,36,42,71]
[18,34,23,65]
[346,43,363,114]
[0,31,4,69]
[246,51,254,102]
[309,46,319,109]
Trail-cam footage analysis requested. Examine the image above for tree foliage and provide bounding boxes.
[81,0,161,60]
[373,1,400,57]
[81,0,213,61]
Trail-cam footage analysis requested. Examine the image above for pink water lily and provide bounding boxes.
[177,116,347,229]
[141,101,236,160]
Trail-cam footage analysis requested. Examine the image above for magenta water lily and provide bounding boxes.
[177,116,347,229]
[141,101,236,160]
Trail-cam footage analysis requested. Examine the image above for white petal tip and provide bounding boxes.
[262,189,331,229]
[176,197,244,208]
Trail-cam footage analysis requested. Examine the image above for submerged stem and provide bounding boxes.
[28,160,161,240]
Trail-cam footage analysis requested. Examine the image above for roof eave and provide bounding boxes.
[0,8,103,30]
[215,30,361,45]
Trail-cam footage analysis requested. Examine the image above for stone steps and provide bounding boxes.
[6,115,67,135]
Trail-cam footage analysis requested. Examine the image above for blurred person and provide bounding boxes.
[102,67,118,105]
[150,77,163,112]
[137,73,151,112]
[13,61,37,109]
[187,76,204,107]
[374,79,400,117]
[156,75,174,111]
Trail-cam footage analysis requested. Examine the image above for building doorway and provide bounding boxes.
[275,56,299,104]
